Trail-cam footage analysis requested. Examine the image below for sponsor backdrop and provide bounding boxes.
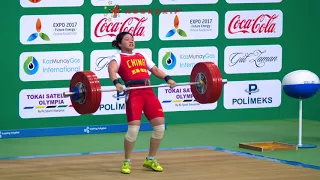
[0,0,319,139]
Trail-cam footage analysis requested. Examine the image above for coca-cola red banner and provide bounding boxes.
[91,13,153,42]
[225,10,283,39]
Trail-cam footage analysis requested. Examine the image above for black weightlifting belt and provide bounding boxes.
[125,79,151,87]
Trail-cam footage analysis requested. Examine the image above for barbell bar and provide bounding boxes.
[63,62,228,115]
[63,80,226,97]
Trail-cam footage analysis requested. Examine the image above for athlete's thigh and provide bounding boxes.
[143,91,164,121]
[125,91,144,122]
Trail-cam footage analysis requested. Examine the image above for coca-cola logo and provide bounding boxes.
[94,17,148,38]
[95,56,111,71]
[228,49,277,68]
[228,14,279,34]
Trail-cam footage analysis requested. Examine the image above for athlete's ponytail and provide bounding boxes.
[111,40,119,49]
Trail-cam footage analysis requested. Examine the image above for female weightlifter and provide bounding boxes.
[108,32,176,174]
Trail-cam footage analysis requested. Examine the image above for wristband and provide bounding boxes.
[164,75,172,82]
[113,79,121,86]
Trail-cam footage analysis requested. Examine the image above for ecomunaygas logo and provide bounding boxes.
[43,58,80,64]
[42,57,81,73]
[180,52,215,60]
[158,46,218,76]
[20,51,84,81]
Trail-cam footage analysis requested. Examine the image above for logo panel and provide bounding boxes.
[158,85,217,112]
[20,14,84,45]
[224,45,282,74]
[160,0,218,4]
[92,86,126,115]
[159,11,219,40]
[226,0,282,3]
[20,51,84,82]
[223,80,282,109]
[225,10,283,39]
[19,88,81,119]
[91,0,152,6]
[91,13,152,42]
[90,48,152,79]
[158,46,218,76]
[20,0,84,8]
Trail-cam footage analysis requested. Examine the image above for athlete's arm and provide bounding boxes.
[141,52,168,79]
[108,60,118,82]
[108,59,124,92]
[149,66,167,79]
[142,52,175,87]
[150,66,176,88]
[108,54,121,83]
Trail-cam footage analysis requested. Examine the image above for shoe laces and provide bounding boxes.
[151,159,160,167]
[123,161,131,168]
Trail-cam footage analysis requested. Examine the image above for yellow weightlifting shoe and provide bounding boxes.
[121,161,131,174]
[143,158,163,172]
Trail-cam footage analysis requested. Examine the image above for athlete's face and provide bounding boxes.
[120,34,135,52]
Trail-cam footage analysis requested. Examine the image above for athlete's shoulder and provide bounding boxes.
[110,51,121,59]
[134,51,155,68]
[112,50,122,56]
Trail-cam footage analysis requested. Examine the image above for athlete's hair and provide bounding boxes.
[111,32,133,50]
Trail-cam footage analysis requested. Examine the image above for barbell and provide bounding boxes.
[62,62,228,114]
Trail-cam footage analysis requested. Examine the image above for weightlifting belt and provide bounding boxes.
[125,79,150,87]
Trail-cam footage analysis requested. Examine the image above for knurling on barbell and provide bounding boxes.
[64,62,227,115]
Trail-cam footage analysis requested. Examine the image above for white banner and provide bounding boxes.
[225,10,283,39]
[20,0,84,8]
[91,13,153,42]
[91,0,152,6]
[19,88,80,119]
[159,0,218,4]
[20,14,84,45]
[224,45,282,74]
[93,86,126,115]
[20,51,84,81]
[90,48,152,79]
[158,46,218,76]
[158,85,217,112]
[159,11,219,40]
[226,0,282,3]
[223,80,282,109]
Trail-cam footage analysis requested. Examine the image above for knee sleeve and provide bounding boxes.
[125,125,140,142]
[151,124,165,139]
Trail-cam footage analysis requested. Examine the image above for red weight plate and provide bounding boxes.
[95,77,102,113]
[85,71,102,114]
[190,62,223,104]
[70,71,97,114]
[71,71,96,114]
[205,62,223,103]
[91,72,102,114]
[83,71,98,114]
[211,63,223,103]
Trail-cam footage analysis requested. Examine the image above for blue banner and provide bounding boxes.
[0,123,167,139]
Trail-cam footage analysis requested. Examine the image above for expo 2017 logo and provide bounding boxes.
[27,18,50,42]
[166,15,187,38]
